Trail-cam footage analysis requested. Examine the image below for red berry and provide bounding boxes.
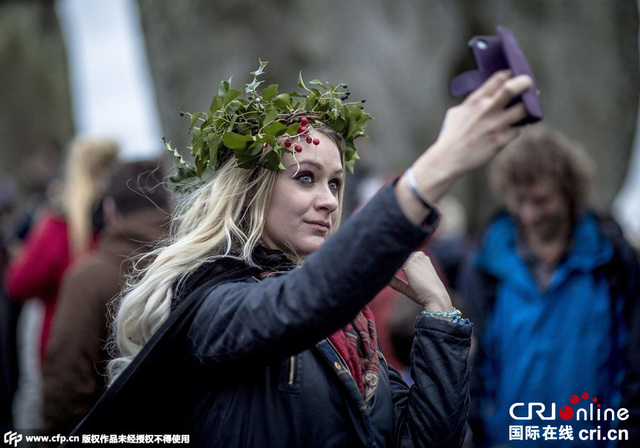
[294,144,303,153]
[300,117,308,125]
[284,139,292,148]
[306,136,313,144]
[298,125,307,134]
[313,138,320,146]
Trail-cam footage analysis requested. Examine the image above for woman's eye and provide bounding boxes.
[329,179,341,191]
[296,173,313,184]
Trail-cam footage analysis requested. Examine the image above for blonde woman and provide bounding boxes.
[4,137,119,362]
[69,67,532,447]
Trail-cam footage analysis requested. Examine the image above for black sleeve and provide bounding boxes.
[390,315,472,448]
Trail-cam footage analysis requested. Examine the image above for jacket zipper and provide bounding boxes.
[288,355,296,385]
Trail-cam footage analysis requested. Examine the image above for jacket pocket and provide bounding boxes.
[278,355,301,394]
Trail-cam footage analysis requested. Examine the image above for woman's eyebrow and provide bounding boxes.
[286,159,344,175]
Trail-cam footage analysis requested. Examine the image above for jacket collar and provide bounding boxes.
[476,211,613,284]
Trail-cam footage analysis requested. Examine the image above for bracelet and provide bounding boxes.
[421,307,462,321]
[404,167,431,209]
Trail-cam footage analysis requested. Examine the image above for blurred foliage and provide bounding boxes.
[0,0,637,231]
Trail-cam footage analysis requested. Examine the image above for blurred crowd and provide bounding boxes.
[0,137,172,443]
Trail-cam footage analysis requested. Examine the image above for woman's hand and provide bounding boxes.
[388,252,452,313]
[396,70,533,225]
[430,70,532,177]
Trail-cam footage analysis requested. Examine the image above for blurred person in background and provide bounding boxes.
[3,137,119,364]
[42,158,172,437]
[459,125,640,447]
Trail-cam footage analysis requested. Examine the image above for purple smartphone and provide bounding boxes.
[449,26,543,125]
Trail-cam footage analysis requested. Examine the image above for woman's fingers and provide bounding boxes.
[466,71,533,117]
[499,102,529,128]
[468,70,512,101]
[493,74,533,110]
[389,275,412,298]
[388,252,452,310]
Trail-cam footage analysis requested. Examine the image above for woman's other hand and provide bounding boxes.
[388,251,452,313]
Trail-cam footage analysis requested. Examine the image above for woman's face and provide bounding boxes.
[262,132,343,258]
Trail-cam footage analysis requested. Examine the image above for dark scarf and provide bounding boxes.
[254,246,380,403]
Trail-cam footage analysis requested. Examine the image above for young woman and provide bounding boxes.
[69,69,532,448]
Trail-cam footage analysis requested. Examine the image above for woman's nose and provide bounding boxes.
[315,185,339,212]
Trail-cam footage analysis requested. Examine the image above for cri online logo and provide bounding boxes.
[510,393,629,422]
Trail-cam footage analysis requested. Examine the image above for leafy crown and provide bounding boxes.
[164,60,373,187]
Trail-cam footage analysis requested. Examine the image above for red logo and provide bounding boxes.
[558,392,598,420]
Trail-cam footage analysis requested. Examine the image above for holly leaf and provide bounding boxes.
[250,60,268,77]
[245,79,263,94]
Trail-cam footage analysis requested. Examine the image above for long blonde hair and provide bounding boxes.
[61,137,119,257]
[108,127,345,383]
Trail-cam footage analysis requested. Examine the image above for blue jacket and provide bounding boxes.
[66,183,473,447]
[461,211,640,447]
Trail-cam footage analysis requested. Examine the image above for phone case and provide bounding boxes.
[449,26,543,125]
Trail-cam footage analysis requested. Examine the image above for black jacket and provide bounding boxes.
[66,183,472,447]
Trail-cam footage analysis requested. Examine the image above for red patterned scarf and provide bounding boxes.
[328,306,380,403]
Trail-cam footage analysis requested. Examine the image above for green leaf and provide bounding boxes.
[163,137,190,168]
[251,60,268,77]
[218,79,231,96]
[264,149,285,171]
[188,112,204,132]
[223,89,243,106]
[264,121,287,137]
[286,123,301,136]
[274,94,291,109]
[192,131,204,157]
[262,84,278,101]
[222,132,252,150]
[207,134,222,168]
[236,152,262,169]
[305,95,318,110]
[262,107,279,128]
[209,95,224,113]
[245,78,264,94]
[309,79,327,89]
[297,71,308,91]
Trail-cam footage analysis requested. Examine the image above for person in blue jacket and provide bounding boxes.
[65,65,533,448]
[460,125,640,447]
